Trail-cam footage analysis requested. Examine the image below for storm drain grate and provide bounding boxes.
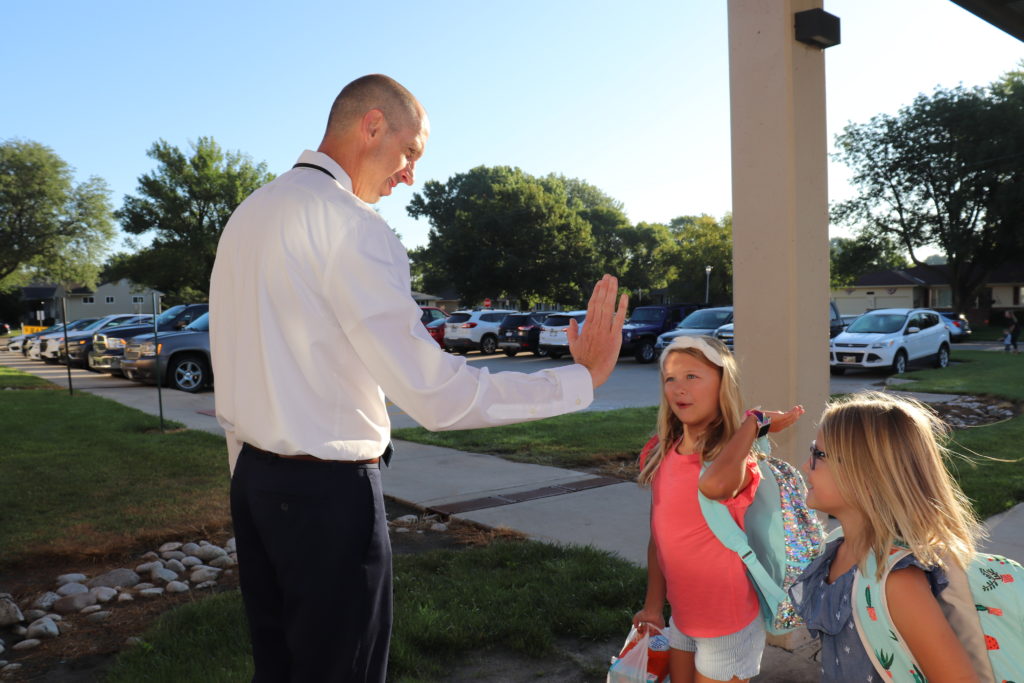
[428,476,622,515]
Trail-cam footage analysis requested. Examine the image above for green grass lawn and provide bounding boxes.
[104,540,645,683]
[0,364,59,389]
[393,406,658,468]
[0,388,229,566]
[899,350,1024,401]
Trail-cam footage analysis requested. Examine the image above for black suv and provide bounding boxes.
[622,303,705,363]
[88,303,208,374]
[497,312,551,357]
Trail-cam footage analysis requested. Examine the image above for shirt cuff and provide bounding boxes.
[557,362,595,410]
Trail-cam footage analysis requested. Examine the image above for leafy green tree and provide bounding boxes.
[407,166,599,307]
[832,79,1024,313]
[617,222,678,303]
[665,214,733,304]
[0,139,115,290]
[829,235,909,287]
[111,137,274,301]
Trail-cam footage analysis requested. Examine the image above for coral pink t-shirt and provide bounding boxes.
[641,437,761,638]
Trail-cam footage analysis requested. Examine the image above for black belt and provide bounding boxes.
[246,443,393,467]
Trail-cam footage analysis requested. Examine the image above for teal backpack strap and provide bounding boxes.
[851,548,929,683]
[697,488,790,624]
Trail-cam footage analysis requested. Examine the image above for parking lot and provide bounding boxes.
[0,347,956,433]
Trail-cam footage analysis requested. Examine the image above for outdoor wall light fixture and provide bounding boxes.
[795,9,841,49]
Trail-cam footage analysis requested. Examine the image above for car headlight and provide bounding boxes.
[623,330,632,340]
[107,338,126,349]
[138,342,158,356]
[871,340,895,349]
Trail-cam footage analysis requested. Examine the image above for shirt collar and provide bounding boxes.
[294,150,353,194]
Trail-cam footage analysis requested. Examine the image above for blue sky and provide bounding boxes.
[3,0,1021,253]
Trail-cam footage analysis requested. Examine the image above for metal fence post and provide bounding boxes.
[152,293,165,432]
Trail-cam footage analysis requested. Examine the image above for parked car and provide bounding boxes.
[830,308,950,375]
[6,334,27,353]
[32,318,101,362]
[939,311,972,342]
[655,307,734,353]
[712,302,844,351]
[497,312,551,357]
[538,310,587,359]
[425,317,446,347]
[89,303,207,375]
[59,314,153,368]
[620,304,705,363]
[22,324,68,359]
[443,309,517,355]
[121,312,212,392]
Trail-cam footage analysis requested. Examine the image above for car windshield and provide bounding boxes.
[846,313,907,334]
[185,312,209,331]
[628,308,664,323]
[545,314,584,327]
[67,318,99,331]
[501,315,532,327]
[447,313,471,324]
[678,309,731,329]
[156,305,186,326]
[108,315,151,328]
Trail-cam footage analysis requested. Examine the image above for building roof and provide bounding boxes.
[852,262,1024,287]
[19,285,59,301]
[950,0,1024,42]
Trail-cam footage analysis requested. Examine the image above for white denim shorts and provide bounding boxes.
[667,614,765,680]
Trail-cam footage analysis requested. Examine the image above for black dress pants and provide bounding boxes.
[231,444,392,682]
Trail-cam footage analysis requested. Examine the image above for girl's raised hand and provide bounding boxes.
[764,405,805,433]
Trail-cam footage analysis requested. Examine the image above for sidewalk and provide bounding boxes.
[4,353,1022,680]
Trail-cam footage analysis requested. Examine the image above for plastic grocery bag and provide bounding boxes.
[607,624,671,683]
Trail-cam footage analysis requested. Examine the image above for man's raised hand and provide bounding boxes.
[567,274,628,389]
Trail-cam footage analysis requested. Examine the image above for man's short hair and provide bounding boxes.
[325,75,420,136]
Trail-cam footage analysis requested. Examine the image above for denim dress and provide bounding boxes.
[789,539,948,682]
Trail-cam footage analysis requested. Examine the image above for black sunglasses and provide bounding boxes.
[809,441,828,470]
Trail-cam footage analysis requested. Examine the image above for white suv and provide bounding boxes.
[538,310,587,360]
[830,308,950,375]
[444,309,517,355]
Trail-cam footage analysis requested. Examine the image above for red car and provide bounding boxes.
[420,307,447,347]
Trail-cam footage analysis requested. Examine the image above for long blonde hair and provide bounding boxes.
[638,336,746,486]
[819,391,983,577]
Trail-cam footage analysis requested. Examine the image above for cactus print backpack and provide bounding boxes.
[698,438,825,635]
[850,543,1024,682]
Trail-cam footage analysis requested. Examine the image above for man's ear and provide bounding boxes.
[362,109,387,142]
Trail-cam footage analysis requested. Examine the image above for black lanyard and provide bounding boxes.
[292,162,336,180]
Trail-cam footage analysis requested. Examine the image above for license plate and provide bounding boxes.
[842,355,856,363]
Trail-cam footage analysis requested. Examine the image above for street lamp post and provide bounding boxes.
[704,265,713,304]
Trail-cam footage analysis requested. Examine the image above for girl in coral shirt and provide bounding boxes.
[633,336,803,683]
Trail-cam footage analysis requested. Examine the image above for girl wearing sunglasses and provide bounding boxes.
[791,391,983,682]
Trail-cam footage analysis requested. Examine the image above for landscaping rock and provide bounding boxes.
[190,566,221,584]
[91,586,118,603]
[23,609,47,623]
[151,567,178,584]
[12,639,40,651]
[158,542,182,553]
[139,551,160,561]
[85,611,112,623]
[194,580,217,590]
[394,527,410,534]
[124,637,143,647]
[1,595,26,626]
[225,537,236,553]
[430,522,449,532]
[166,559,186,574]
[86,568,140,589]
[182,542,201,555]
[135,560,163,574]
[80,605,102,615]
[161,550,187,561]
[10,627,25,637]
[26,618,59,640]
[394,514,418,525]
[165,581,189,594]
[194,545,227,562]
[134,583,155,590]
[1,664,22,675]
[53,592,97,615]
[31,592,59,611]
[209,555,236,569]
[55,573,87,586]
[138,588,164,598]
[117,592,134,603]
[182,556,202,568]
[57,582,88,597]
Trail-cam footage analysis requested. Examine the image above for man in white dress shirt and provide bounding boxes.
[209,74,627,682]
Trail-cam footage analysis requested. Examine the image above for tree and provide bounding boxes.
[0,139,115,291]
[829,234,909,287]
[407,166,599,307]
[832,79,1024,313]
[111,137,274,301]
[664,214,733,304]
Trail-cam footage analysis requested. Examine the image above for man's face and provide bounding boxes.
[363,112,429,203]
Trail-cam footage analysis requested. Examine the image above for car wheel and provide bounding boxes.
[634,340,657,364]
[480,335,497,355]
[891,350,908,375]
[534,347,549,358]
[168,354,208,393]
[548,351,563,360]
[829,367,846,376]
[935,344,950,369]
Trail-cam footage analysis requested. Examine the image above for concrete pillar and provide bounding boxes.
[728,0,831,465]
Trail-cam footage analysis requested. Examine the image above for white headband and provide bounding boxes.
[663,335,725,367]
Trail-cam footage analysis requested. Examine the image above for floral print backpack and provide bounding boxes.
[850,543,1024,682]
